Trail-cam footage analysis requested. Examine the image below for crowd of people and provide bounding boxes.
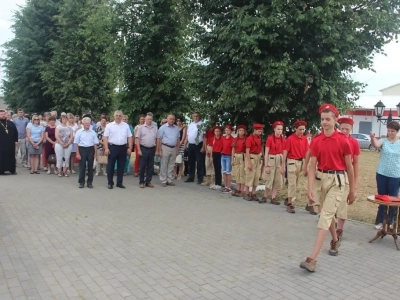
[1,103,400,272]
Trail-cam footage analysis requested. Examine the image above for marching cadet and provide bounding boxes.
[336,117,360,242]
[300,104,355,272]
[243,124,263,201]
[281,120,308,213]
[232,125,247,196]
[260,121,285,204]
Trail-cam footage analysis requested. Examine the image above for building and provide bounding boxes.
[346,85,400,137]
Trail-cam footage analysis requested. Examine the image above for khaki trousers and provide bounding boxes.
[245,153,262,187]
[233,153,245,184]
[205,145,214,176]
[159,145,177,184]
[287,159,303,201]
[265,154,283,190]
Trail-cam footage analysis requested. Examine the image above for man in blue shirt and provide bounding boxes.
[12,108,30,167]
[157,114,180,187]
[74,117,99,189]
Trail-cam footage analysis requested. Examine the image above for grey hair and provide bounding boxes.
[82,117,91,124]
[114,110,123,116]
[146,112,153,117]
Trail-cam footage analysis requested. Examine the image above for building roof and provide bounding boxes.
[356,95,400,109]
[379,83,400,92]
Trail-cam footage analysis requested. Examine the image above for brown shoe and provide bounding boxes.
[336,229,343,242]
[329,239,341,256]
[305,204,318,215]
[270,198,280,205]
[139,184,145,188]
[300,257,316,272]
[243,194,252,201]
[259,197,267,204]
[284,198,289,206]
[146,183,155,188]
[287,204,295,213]
[233,191,243,197]
[251,194,260,202]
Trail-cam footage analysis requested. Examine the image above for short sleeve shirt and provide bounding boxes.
[212,136,223,153]
[284,134,308,159]
[234,137,246,153]
[348,136,361,162]
[245,135,262,154]
[266,134,285,155]
[187,121,204,144]
[221,136,234,155]
[377,139,400,178]
[29,125,44,141]
[56,125,73,143]
[104,121,132,145]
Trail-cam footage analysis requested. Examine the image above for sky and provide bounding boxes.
[1,0,400,100]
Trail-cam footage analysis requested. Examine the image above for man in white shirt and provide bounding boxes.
[185,112,206,184]
[103,110,133,189]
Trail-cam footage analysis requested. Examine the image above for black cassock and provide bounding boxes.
[0,119,18,174]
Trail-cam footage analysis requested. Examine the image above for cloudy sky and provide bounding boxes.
[1,0,399,98]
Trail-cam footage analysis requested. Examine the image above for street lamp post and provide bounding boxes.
[374,100,400,125]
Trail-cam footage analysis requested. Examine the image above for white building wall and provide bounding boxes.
[352,115,400,137]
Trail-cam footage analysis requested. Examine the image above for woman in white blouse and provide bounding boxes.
[55,114,74,177]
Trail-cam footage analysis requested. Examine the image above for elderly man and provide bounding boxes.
[157,114,180,187]
[12,108,30,167]
[136,115,158,188]
[0,109,18,175]
[74,117,99,188]
[103,110,133,189]
[185,112,206,184]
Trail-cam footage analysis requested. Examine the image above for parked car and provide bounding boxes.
[350,133,378,150]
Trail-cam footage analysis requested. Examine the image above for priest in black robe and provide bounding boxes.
[0,109,18,174]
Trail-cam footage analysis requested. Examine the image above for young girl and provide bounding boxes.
[232,125,247,196]
[221,125,235,193]
[261,121,285,204]
[209,126,223,190]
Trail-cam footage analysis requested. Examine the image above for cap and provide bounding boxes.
[294,120,307,127]
[225,124,233,130]
[318,103,339,117]
[236,125,246,130]
[253,123,264,130]
[213,125,222,131]
[337,117,354,126]
[272,121,284,128]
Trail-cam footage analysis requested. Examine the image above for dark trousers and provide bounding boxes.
[376,173,400,224]
[212,152,222,186]
[78,146,95,185]
[139,145,156,184]
[107,144,126,186]
[188,142,205,182]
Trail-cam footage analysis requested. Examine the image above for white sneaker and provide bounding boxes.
[95,172,99,176]
[209,184,215,189]
[213,185,221,190]
[72,170,76,174]
[47,170,51,174]
[103,171,107,176]
[375,223,383,230]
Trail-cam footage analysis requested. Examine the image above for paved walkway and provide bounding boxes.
[1,166,399,300]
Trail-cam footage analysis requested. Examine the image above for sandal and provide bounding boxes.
[35,171,40,174]
[30,171,34,174]
[58,173,62,177]
[259,197,267,204]
[64,173,69,177]
[243,194,253,201]
[287,204,296,213]
[251,194,260,202]
[270,198,280,205]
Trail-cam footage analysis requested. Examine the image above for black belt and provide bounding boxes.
[290,158,303,161]
[162,143,175,148]
[140,145,155,149]
[317,169,345,174]
[109,143,126,147]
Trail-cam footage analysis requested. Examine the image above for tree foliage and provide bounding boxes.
[41,0,116,115]
[114,0,191,122]
[192,0,400,130]
[1,0,62,112]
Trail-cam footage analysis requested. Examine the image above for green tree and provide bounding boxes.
[1,0,62,112]
[192,0,400,129]
[41,0,116,115]
[115,0,191,122]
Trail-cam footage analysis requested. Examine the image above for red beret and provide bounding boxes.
[225,124,233,130]
[253,123,264,130]
[272,121,284,128]
[337,117,354,126]
[294,120,307,127]
[213,126,222,131]
[236,125,246,130]
[318,103,339,117]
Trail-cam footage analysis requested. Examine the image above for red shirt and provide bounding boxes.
[311,131,351,170]
[265,134,285,155]
[348,136,361,162]
[206,129,215,146]
[284,134,308,159]
[212,136,223,153]
[221,135,234,155]
[245,134,262,154]
[234,137,246,153]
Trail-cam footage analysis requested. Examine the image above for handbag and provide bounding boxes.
[47,154,56,164]
[175,154,183,164]
[97,155,108,165]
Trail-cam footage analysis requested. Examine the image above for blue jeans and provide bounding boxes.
[376,173,400,224]
[221,155,232,174]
